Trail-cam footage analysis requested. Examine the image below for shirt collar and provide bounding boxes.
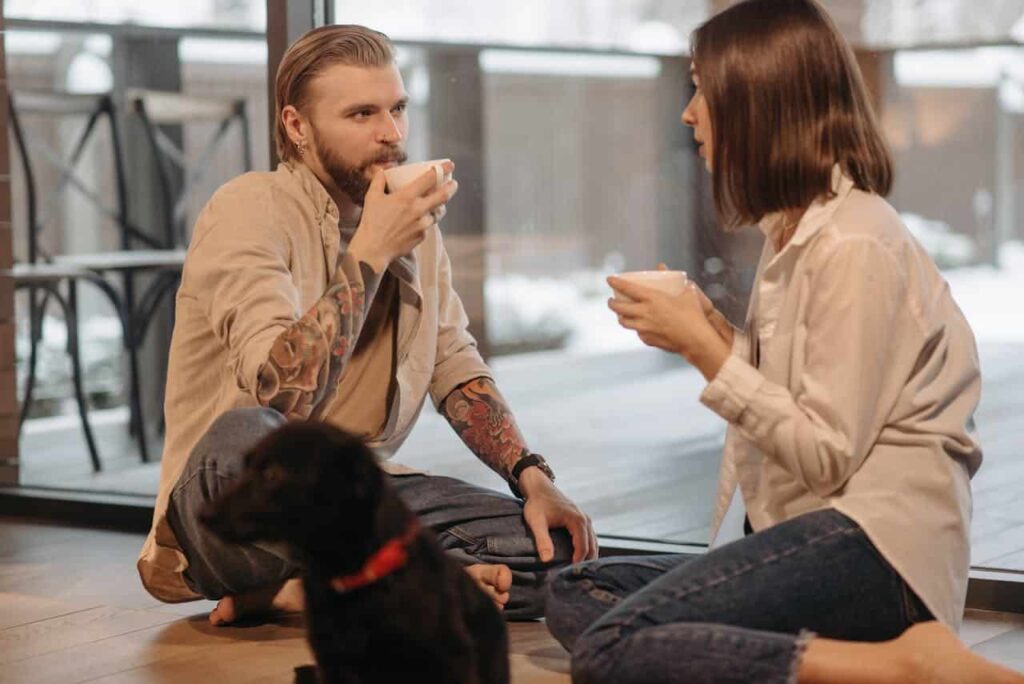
[757,165,855,250]
[282,159,339,227]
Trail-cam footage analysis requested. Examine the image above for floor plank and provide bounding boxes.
[0,605,181,666]
[1,615,309,684]
[508,622,572,682]
[0,593,99,632]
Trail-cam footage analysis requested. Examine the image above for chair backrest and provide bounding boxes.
[6,89,152,263]
[126,88,253,249]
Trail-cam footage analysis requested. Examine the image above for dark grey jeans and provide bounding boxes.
[165,407,572,620]
[545,508,934,684]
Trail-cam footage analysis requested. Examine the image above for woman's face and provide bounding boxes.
[682,65,712,171]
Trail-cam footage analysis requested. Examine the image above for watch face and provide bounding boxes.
[534,456,554,481]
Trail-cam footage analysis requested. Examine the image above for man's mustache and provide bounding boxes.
[367,149,408,167]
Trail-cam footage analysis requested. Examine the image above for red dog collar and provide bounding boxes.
[330,519,421,593]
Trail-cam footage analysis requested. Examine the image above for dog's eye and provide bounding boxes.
[262,466,286,485]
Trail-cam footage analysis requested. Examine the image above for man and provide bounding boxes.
[137,24,597,624]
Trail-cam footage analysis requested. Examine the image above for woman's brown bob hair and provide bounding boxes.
[691,0,892,228]
[274,25,395,163]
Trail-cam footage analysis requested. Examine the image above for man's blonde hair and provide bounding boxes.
[274,25,395,162]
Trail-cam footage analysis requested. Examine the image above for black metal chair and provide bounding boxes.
[123,89,253,441]
[127,88,252,249]
[7,90,184,467]
[6,263,125,472]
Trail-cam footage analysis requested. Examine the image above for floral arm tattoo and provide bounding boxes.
[255,261,379,420]
[441,377,530,480]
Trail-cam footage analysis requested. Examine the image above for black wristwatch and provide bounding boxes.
[508,453,555,499]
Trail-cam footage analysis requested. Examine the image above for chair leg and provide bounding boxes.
[123,271,150,463]
[65,281,103,473]
[19,287,42,430]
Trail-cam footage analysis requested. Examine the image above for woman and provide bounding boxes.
[544,1,1024,683]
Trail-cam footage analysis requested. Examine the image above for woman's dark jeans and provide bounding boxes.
[545,508,933,684]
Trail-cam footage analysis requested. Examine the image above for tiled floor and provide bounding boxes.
[1,518,1023,683]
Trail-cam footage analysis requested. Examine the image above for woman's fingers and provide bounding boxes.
[607,276,654,302]
[607,297,647,317]
[639,331,674,350]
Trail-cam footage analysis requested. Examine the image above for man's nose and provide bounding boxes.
[377,114,403,144]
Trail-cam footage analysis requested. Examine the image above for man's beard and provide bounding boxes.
[315,139,407,206]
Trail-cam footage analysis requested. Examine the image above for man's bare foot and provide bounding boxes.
[209,577,305,626]
[891,621,1024,684]
[465,563,513,610]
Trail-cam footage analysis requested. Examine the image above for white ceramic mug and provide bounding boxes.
[383,158,452,192]
[611,270,688,302]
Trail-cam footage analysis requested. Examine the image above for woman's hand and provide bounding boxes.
[608,276,732,381]
[655,263,735,348]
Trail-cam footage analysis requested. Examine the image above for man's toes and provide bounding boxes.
[209,597,237,626]
[473,563,512,590]
[493,564,513,593]
[466,563,514,595]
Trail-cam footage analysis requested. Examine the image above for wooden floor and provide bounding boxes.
[0,518,570,684]
[17,341,1024,568]
[1,518,1023,683]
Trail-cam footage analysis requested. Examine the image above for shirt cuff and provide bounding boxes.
[699,354,764,424]
[430,362,494,410]
[732,327,749,357]
[336,253,382,306]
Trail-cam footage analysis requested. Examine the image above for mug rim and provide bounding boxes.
[615,269,688,278]
[383,158,452,189]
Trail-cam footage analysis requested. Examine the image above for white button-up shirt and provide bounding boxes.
[701,169,982,629]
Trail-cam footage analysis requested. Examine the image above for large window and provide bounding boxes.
[333,3,1024,565]
[5,1,265,31]
[887,46,1024,573]
[3,2,1023,577]
[4,3,267,493]
[317,3,771,548]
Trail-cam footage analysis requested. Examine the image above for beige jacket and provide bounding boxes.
[701,170,982,629]
[138,162,492,602]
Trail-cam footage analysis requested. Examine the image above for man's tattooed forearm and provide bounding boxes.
[256,279,366,419]
[442,377,528,479]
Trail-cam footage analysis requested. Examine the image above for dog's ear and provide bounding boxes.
[266,422,383,517]
[316,426,385,510]
[207,421,388,546]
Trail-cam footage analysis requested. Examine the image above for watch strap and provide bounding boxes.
[508,453,551,499]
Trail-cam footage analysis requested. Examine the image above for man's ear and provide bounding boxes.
[281,104,308,149]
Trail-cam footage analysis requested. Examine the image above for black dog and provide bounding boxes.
[201,421,510,684]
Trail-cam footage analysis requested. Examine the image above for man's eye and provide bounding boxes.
[352,110,372,119]
[392,103,407,114]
